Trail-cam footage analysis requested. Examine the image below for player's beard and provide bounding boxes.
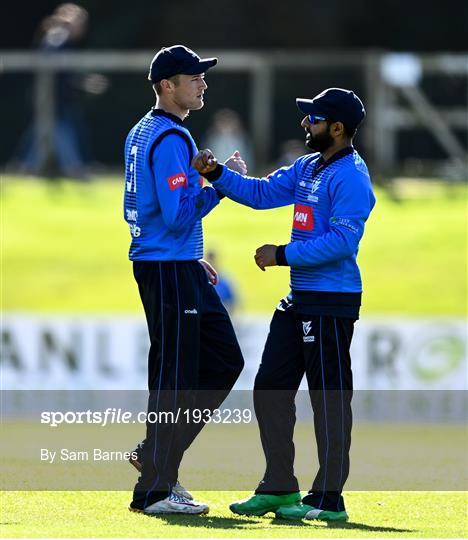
[306,129,334,152]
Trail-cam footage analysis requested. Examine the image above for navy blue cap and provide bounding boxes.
[148,45,217,83]
[296,88,366,132]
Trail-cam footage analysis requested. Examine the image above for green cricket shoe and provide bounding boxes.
[276,503,349,521]
[230,492,301,516]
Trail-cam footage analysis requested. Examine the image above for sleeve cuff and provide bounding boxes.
[203,164,223,182]
[215,188,225,200]
[276,245,289,266]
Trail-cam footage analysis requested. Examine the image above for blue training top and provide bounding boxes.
[207,147,376,294]
[123,109,221,261]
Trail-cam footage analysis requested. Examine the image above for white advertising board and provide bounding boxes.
[2,314,466,391]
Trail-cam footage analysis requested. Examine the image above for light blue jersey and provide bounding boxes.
[209,147,376,293]
[123,109,221,261]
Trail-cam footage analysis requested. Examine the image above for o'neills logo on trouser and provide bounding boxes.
[293,204,314,230]
[167,172,188,190]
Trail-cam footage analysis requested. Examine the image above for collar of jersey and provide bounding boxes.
[151,108,184,125]
[315,146,354,174]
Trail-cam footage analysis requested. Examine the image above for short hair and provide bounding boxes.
[153,74,181,95]
[327,120,357,139]
[343,123,357,138]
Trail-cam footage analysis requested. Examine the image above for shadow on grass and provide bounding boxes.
[327,521,416,533]
[271,517,416,534]
[147,514,262,530]
[146,514,415,534]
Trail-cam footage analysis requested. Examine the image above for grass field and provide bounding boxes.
[1,421,466,537]
[2,176,467,538]
[2,175,467,315]
[1,491,467,538]
[4,421,466,491]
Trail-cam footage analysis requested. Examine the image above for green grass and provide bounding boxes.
[1,491,466,537]
[2,176,466,315]
[3,421,466,491]
[2,421,466,536]
[3,177,466,538]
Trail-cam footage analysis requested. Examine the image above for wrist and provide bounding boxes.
[203,164,223,182]
[275,245,288,266]
[215,188,225,200]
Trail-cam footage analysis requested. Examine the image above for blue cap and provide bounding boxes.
[148,45,217,83]
[296,88,366,132]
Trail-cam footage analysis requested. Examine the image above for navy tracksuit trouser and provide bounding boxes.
[254,308,354,512]
[131,261,244,510]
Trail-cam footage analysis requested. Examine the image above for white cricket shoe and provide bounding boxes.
[144,492,209,515]
[172,480,193,501]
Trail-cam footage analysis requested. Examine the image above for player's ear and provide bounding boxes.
[330,121,345,138]
[160,78,173,94]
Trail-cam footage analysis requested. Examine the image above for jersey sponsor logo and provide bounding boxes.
[302,321,315,343]
[306,180,321,202]
[293,204,314,231]
[129,223,141,237]
[184,308,198,314]
[126,209,138,222]
[167,173,188,190]
[331,216,358,234]
[310,180,321,194]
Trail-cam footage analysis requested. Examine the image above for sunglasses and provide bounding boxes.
[308,115,328,124]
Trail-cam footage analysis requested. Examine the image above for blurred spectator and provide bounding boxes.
[206,249,239,314]
[12,3,109,179]
[276,138,306,168]
[204,108,254,171]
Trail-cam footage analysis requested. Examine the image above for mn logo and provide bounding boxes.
[302,321,315,343]
[293,204,314,230]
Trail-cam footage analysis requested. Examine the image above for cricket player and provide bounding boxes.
[192,88,376,522]
[123,45,245,515]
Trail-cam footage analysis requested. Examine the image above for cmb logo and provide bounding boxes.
[167,173,188,190]
[293,204,314,230]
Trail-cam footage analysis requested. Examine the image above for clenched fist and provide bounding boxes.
[192,149,218,174]
[254,244,278,271]
[224,150,247,175]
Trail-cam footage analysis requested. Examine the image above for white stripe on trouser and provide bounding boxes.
[334,318,345,510]
[144,262,165,508]
[318,316,329,509]
[162,263,181,491]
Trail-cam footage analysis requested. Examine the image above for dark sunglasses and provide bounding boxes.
[308,115,328,124]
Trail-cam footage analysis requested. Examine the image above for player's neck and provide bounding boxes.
[321,139,352,162]
[154,97,189,121]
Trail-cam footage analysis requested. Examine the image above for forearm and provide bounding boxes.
[280,228,362,267]
[204,165,291,210]
[166,187,220,231]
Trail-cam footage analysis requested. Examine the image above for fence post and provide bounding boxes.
[364,51,395,177]
[34,69,55,171]
[250,58,273,171]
